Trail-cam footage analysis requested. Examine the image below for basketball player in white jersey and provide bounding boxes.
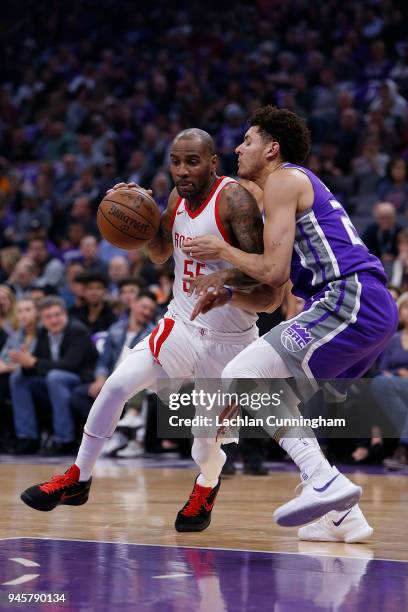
[20,128,284,532]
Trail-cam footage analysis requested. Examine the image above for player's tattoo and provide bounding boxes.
[225,183,264,254]
[220,183,264,288]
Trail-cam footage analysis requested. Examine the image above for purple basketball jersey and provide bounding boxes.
[283,164,387,300]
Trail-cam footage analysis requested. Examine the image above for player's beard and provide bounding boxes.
[177,172,213,202]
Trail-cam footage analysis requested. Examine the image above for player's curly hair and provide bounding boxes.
[249,106,311,165]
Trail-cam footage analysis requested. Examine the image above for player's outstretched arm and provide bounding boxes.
[184,174,297,288]
[190,282,286,320]
[146,188,179,264]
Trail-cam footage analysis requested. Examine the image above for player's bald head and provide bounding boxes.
[172,128,215,156]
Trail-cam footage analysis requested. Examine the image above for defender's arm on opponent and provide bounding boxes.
[186,180,285,317]
[183,172,297,288]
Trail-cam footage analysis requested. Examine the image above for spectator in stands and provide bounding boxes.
[0,285,18,335]
[371,292,408,470]
[69,195,98,236]
[0,246,21,283]
[70,290,157,445]
[388,285,402,302]
[117,277,141,315]
[369,80,408,127]
[61,221,86,262]
[59,261,85,309]
[151,171,171,212]
[98,238,129,264]
[128,250,157,286]
[335,108,360,173]
[70,167,100,205]
[363,201,401,265]
[127,150,152,186]
[69,272,116,334]
[7,257,38,298]
[8,296,98,455]
[0,192,15,249]
[352,136,390,195]
[12,187,51,245]
[377,158,408,213]
[29,285,58,304]
[79,235,108,278]
[97,157,121,198]
[108,256,130,295]
[0,297,38,445]
[54,153,79,209]
[150,265,174,318]
[26,238,65,289]
[391,229,408,291]
[76,134,104,171]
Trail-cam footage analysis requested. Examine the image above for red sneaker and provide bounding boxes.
[20,465,91,512]
[175,477,221,532]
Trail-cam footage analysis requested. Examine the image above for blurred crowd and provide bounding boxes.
[1,0,408,469]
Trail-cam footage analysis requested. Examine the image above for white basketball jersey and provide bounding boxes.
[168,176,257,333]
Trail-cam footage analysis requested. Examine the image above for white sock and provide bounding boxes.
[192,439,226,489]
[75,431,106,481]
[279,435,330,480]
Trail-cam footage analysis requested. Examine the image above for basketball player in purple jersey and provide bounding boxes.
[184,106,398,543]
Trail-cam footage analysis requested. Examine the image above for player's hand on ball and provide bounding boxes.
[183,270,230,297]
[106,182,153,197]
[182,235,226,261]
[190,288,230,320]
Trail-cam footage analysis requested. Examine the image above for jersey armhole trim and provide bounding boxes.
[169,197,183,230]
[214,184,234,245]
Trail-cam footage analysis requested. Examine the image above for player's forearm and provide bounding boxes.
[232,284,284,314]
[218,268,260,289]
[146,231,173,264]
[221,244,288,287]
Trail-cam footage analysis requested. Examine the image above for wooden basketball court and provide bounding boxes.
[1,459,407,610]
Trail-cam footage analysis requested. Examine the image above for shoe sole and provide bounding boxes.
[20,491,89,512]
[175,517,211,532]
[298,523,373,543]
[274,484,362,527]
[345,525,374,543]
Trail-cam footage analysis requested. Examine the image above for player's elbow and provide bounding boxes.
[149,253,170,265]
[147,246,172,264]
[264,271,290,288]
[259,260,290,288]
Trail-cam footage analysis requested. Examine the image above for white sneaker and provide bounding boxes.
[117,413,144,429]
[273,463,362,527]
[116,440,144,458]
[297,504,373,543]
[101,431,128,456]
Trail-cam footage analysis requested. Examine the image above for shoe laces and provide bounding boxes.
[181,484,211,517]
[39,465,79,494]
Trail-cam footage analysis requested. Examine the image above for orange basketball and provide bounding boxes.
[97,187,160,250]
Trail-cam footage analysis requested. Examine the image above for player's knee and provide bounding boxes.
[103,370,134,403]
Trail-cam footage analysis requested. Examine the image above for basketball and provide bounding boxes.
[97,187,161,250]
